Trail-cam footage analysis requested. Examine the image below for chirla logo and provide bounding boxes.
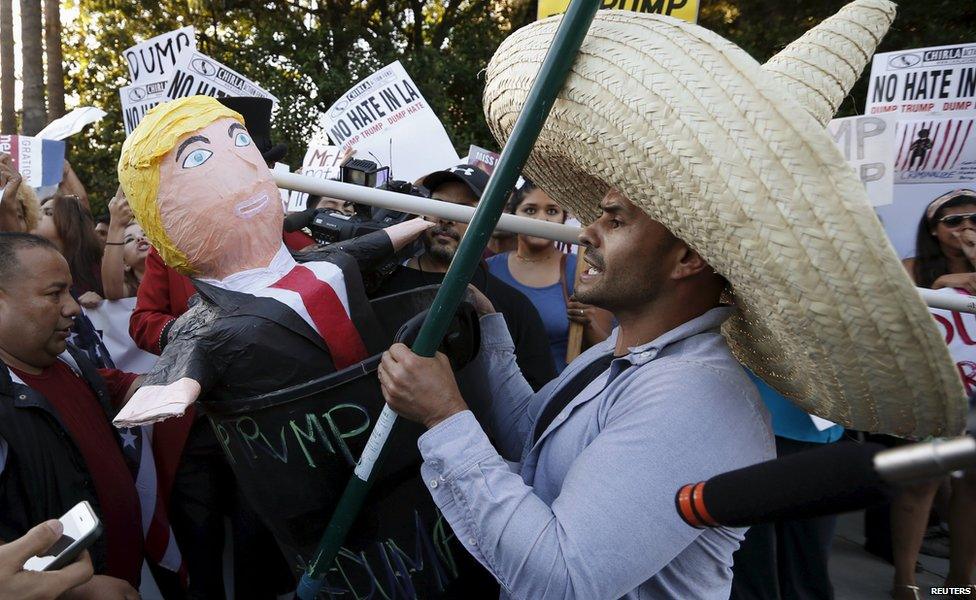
[190,57,217,77]
[888,53,921,69]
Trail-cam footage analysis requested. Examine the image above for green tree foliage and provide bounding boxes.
[699,0,976,117]
[63,0,533,213]
[64,0,975,214]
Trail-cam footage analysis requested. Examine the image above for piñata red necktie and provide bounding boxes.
[270,265,369,368]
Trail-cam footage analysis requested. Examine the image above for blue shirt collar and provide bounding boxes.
[600,305,734,367]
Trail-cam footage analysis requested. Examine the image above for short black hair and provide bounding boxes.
[94,213,111,226]
[0,233,60,287]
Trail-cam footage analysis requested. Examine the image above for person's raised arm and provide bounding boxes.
[57,161,89,212]
[0,154,25,233]
[101,188,132,300]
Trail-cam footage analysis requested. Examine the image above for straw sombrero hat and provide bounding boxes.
[484,0,967,438]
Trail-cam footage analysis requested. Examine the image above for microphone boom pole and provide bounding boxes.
[274,171,582,245]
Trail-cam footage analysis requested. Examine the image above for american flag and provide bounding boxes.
[119,424,187,583]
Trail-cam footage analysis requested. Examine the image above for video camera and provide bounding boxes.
[284,159,422,245]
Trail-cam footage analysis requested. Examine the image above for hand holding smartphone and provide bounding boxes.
[0,511,95,599]
[23,501,102,572]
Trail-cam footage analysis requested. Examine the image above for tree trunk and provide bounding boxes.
[20,0,46,135]
[44,0,63,120]
[0,0,14,132]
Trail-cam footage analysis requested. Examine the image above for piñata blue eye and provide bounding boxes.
[182,149,213,169]
[235,132,252,147]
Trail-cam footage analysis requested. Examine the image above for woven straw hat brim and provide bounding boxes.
[484,10,966,438]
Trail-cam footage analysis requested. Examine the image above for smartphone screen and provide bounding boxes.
[23,502,101,571]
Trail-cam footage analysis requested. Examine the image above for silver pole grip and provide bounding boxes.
[874,436,976,484]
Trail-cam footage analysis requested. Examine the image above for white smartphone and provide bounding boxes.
[23,501,102,572]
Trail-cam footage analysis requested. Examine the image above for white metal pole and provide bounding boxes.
[918,287,976,314]
[276,172,976,316]
[274,171,582,245]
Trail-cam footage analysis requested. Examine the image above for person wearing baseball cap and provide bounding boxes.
[372,163,557,391]
[377,2,967,599]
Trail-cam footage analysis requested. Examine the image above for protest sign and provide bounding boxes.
[827,115,895,206]
[287,142,343,212]
[319,61,459,182]
[926,288,976,395]
[124,27,196,85]
[35,107,107,140]
[892,114,976,184]
[467,144,499,175]
[164,50,278,105]
[866,43,976,116]
[0,135,65,187]
[537,0,699,22]
[119,78,170,135]
[84,299,158,373]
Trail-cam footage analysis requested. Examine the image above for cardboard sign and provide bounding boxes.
[287,142,343,212]
[827,115,896,206]
[124,27,196,85]
[537,0,699,22]
[927,288,976,395]
[866,43,976,116]
[893,115,976,184]
[119,78,170,135]
[467,144,499,175]
[0,135,65,187]
[318,61,459,182]
[164,50,278,105]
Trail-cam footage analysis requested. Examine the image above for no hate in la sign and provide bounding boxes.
[318,61,460,183]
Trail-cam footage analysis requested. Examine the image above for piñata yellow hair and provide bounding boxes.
[117,95,243,275]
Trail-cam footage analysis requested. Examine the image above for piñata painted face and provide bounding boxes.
[118,95,284,278]
[156,117,283,279]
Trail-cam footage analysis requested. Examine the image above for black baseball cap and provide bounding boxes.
[421,164,491,201]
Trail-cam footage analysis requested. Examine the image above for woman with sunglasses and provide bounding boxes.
[907,189,976,293]
[880,188,976,600]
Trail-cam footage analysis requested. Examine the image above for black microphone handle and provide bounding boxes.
[676,442,891,528]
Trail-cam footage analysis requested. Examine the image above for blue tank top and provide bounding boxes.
[487,252,577,373]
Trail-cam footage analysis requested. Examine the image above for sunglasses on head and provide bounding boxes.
[938,213,976,228]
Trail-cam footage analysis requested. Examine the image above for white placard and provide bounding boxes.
[927,287,976,395]
[827,115,896,206]
[866,43,976,116]
[164,50,278,105]
[318,61,459,182]
[84,298,158,374]
[119,78,170,135]
[124,27,196,85]
[287,142,343,212]
[892,114,976,184]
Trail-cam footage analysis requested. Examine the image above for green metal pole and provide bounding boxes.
[296,2,599,596]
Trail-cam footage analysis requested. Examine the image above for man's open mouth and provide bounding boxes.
[235,194,270,220]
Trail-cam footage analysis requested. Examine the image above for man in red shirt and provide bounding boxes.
[0,233,141,599]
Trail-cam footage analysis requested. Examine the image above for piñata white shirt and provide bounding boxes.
[198,244,351,337]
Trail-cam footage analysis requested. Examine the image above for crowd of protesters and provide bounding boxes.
[0,76,973,600]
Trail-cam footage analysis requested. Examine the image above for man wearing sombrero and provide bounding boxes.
[379,1,969,598]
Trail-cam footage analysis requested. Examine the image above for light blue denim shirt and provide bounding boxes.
[418,306,774,599]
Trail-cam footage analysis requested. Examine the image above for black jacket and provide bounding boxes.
[144,245,388,402]
[372,262,558,390]
[0,345,118,574]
